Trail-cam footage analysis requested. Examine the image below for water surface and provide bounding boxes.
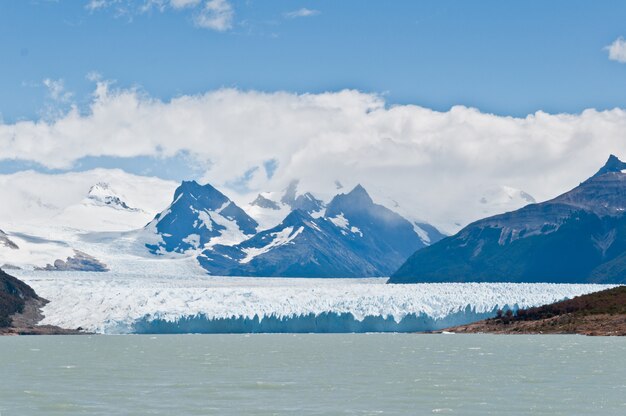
[1,334,625,415]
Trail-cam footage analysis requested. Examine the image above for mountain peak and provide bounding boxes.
[87,182,137,211]
[174,180,223,202]
[345,184,373,204]
[592,154,626,178]
[146,180,257,254]
[251,194,280,210]
[278,180,324,213]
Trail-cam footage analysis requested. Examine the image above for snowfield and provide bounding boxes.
[14,271,613,334]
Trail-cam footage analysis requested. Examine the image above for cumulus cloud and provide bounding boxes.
[606,37,626,63]
[284,8,320,19]
[2,82,626,232]
[193,0,233,31]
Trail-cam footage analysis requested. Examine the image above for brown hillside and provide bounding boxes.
[444,286,626,336]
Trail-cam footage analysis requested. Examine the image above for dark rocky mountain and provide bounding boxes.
[0,229,18,250]
[0,268,82,334]
[38,250,109,272]
[199,185,444,277]
[390,155,626,284]
[145,180,258,254]
[0,268,38,327]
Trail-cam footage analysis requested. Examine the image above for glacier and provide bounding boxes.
[15,271,613,334]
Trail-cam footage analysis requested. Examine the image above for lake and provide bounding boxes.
[1,334,625,415]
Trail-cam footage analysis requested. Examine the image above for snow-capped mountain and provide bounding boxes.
[280,180,325,213]
[144,180,258,254]
[199,184,444,277]
[391,155,626,284]
[246,180,325,231]
[85,182,140,211]
[199,209,379,277]
[0,169,177,232]
[0,169,178,270]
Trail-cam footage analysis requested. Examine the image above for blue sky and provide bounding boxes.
[2,0,626,123]
[2,0,626,203]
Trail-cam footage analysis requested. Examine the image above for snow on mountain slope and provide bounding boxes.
[0,230,75,270]
[0,169,178,269]
[14,270,611,334]
[85,182,139,211]
[246,192,293,232]
[200,185,446,277]
[0,169,177,231]
[238,177,537,236]
[199,209,382,277]
[143,181,258,254]
[246,180,324,231]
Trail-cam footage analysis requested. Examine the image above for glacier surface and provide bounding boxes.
[15,271,613,334]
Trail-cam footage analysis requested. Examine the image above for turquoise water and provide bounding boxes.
[1,334,625,415]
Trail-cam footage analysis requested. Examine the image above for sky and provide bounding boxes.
[2,1,626,230]
[3,0,626,120]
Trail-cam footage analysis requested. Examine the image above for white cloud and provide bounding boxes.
[86,0,118,11]
[42,78,73,103]
[284,8,320,19]
[193,0,233,31]
[170,0,201,9]
[85,0,233,31]
[606,37,626,63]
[3,82,626,232]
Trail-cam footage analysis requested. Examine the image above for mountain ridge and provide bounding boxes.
[390,155,626,284]
[197,184,443,277]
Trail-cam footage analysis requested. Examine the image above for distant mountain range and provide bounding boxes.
[146,181,445,277]
[0,166,543,274]
[390,155,626,284]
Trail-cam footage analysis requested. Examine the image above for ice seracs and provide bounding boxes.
[14,270,612,334]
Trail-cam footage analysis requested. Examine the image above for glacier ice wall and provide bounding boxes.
[16,271,613,334]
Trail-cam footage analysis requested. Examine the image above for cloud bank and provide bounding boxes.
[2,82,626,232]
